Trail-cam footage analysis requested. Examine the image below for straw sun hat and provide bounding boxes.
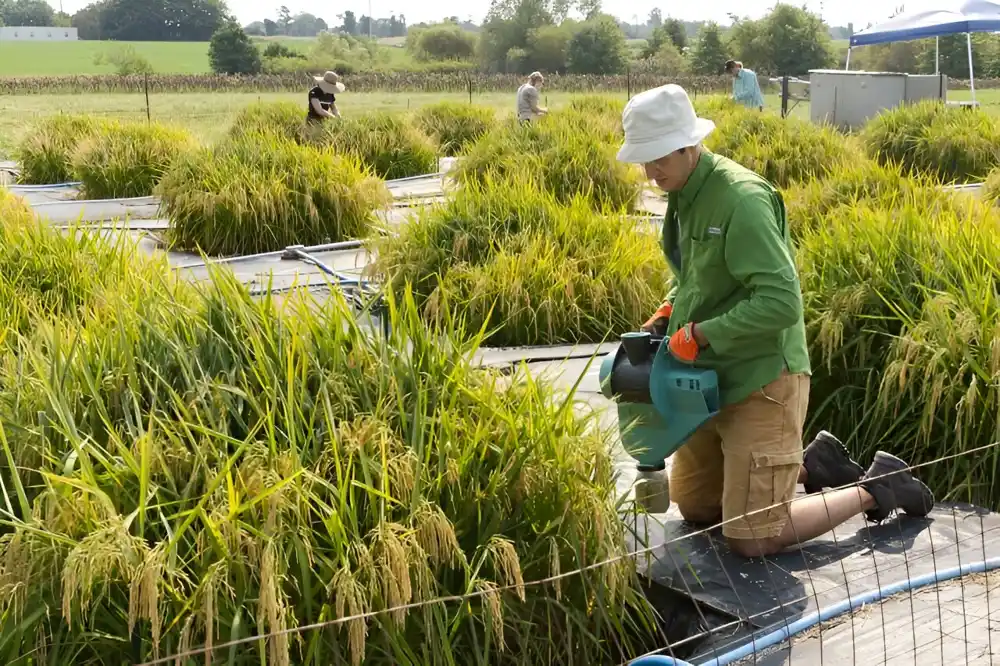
[314,71,346,94]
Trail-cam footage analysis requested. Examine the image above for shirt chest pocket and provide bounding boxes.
[688,235,730,296]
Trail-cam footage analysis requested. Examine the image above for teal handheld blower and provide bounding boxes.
[599,331,721,471]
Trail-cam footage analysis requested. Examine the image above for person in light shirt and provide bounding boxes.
[516,71,548,124]
[725,60,765,111]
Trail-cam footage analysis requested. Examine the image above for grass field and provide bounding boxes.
[0,40,213,75]
[0,36,412,76]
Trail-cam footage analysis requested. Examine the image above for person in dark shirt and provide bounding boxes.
[307,71,345,123]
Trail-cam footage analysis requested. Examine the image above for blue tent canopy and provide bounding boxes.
[850,0,1000,46]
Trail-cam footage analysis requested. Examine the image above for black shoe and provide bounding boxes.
[860,451,935,523]
[803,430,865,494]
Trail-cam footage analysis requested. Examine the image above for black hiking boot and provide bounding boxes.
[860,451,935,523]
[802,430,865,494]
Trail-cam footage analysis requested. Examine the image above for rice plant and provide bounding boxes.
[0,188,183,340]
[316,112,439,180]
[13,114,107,184]
[374,172,668,346]
[412,102,496,156]
[159,130,390,256]
[861,100,1000,183]
[71,120,197,199]
[781,159,944,237]
[798,191,1000,510]
[227,100,311,144]
[454,114,644,212]
[701,104,862,189]
[0,261,661,664]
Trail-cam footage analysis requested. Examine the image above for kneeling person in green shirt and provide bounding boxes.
[616,84,934,558]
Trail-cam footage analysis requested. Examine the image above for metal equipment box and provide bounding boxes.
[808,70,947,129]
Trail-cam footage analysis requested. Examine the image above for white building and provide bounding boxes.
[0,26,78,41]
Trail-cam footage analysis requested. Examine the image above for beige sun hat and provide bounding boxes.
[314,71,346,94]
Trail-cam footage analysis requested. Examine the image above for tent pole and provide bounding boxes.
[845,47,851,71]
[967,32,976,104]
[935,37,939,74]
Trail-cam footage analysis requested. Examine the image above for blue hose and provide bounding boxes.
[630,556,1000,666]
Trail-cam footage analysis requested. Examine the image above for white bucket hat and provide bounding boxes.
[617,84,715,164]
[314,71,346,94]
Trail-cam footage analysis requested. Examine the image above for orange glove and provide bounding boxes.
[642,301,673,334]
[669,323,703,363]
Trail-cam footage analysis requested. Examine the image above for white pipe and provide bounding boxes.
[845,47,851,70]
[935,36,940,74]
[967,32,976,103]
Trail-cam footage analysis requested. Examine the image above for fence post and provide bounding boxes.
[780,75,789,118]
[468,74,473,105]
[144,73,151,124]
[627,67,632,100]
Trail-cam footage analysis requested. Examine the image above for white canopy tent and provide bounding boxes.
[847,0,1000,103]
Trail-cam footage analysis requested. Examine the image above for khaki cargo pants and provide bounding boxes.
[669,371,809,540]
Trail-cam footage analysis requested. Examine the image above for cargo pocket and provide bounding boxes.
[747,449,803,530]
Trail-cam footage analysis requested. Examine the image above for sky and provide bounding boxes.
[48,0,908,31]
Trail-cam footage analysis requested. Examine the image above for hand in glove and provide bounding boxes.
[641,301,673,336]
[669,323,706,363]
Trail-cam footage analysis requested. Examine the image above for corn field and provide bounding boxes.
[0,72,737,95]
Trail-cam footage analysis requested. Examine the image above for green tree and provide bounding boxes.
[655,41,688,75]
[727,16,767,70]
[70,2,103,39]
[340,10,357,35]
[409,23,477,61]
[642,17,686,58]
[243,20,266,35]
[0,0,55,26]
[663,18,686,51]
[853,40,927,73]
[479,0,554,72]
[99,0,227,41]
[760,3,833,74]
[647,7,661,28]
[526,23,573,72]
[688,21,729,75]
[566,14,627,74]
[917,33,985,78]
[208,20,262,74]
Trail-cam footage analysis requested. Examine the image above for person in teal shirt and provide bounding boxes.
[726,60,765,110]
[615,83,934,558]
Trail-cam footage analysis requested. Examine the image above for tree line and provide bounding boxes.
[407,1,839,76]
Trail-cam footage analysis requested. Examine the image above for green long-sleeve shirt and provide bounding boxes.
[661,149,810,406]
